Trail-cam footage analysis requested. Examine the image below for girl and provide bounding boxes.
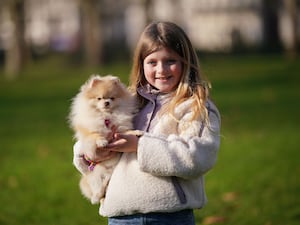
[73,21,221,225]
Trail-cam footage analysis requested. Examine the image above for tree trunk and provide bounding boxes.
[80,0,102,66]
[144,0,153,24]
[283,0,298,58]
[261,0,281,51]
[4,0,28,79]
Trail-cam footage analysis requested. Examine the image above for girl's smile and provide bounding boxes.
[143,47,182,93]
[155,75,172,81]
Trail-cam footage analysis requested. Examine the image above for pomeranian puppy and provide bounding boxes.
[69,74,137,204]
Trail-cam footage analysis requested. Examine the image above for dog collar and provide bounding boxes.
[82,155,100,171]
[105,119,111,128]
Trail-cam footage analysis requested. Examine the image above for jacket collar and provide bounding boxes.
[137,84,173,103]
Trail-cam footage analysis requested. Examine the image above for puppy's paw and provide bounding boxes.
[91,196,100,205]
[91,192,104,204]
[96,139,109,148]
[100,198,105,205]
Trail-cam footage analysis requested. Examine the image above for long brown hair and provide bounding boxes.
[129,21,210,123]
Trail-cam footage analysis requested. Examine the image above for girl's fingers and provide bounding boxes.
[94,149,117,162]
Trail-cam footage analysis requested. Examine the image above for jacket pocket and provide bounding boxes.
[171,176,187,204]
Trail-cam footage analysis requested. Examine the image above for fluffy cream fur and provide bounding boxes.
[69,74,136,204]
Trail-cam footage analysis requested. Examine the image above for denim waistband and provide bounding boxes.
[109,209,195,225]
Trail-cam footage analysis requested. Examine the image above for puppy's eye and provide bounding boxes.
[97,97,102,100]
[110,97,115,100]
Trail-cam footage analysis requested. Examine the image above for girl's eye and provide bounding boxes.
[167,59,176,64]
[147,60,156,65]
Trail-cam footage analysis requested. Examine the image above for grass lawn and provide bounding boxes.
[0,54,299,225]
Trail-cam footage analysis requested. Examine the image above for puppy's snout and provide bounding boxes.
[104,101,110,107]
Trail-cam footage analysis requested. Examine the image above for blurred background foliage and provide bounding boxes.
[0,0,299,78]
[0,0,300,225]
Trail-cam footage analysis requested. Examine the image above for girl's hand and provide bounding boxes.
[93,125,118,162]
[93,149,118,162]
[105,133,139,153]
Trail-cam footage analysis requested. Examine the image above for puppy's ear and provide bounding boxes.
[106,75,120,84]
[80,75,102,92]
[89,75,103,88]
[90,78,102,88]
[113,78,121,86]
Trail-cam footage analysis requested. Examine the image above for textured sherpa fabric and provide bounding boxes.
[73,88,221,217]
[100,97,220,216]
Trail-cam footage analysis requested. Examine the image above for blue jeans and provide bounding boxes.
[108,209,195,225]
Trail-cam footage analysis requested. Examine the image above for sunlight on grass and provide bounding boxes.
[0,54,299,225]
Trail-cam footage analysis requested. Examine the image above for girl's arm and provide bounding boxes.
[137,109,221,179]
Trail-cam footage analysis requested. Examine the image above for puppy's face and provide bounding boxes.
[83,76,125,112]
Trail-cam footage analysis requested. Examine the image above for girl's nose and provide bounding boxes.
[157,62,167,74]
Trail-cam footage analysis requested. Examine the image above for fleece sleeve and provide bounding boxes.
[137,109,221,179]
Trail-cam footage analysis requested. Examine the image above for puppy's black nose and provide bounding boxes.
[105,101,110,107]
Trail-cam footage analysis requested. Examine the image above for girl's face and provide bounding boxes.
[143,47,183,93]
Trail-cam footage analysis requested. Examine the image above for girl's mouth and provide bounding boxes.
[155,75,172,81]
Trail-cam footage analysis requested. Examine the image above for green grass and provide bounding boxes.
[0,54,299,225]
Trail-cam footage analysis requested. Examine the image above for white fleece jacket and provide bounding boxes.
[73,91,221,217]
